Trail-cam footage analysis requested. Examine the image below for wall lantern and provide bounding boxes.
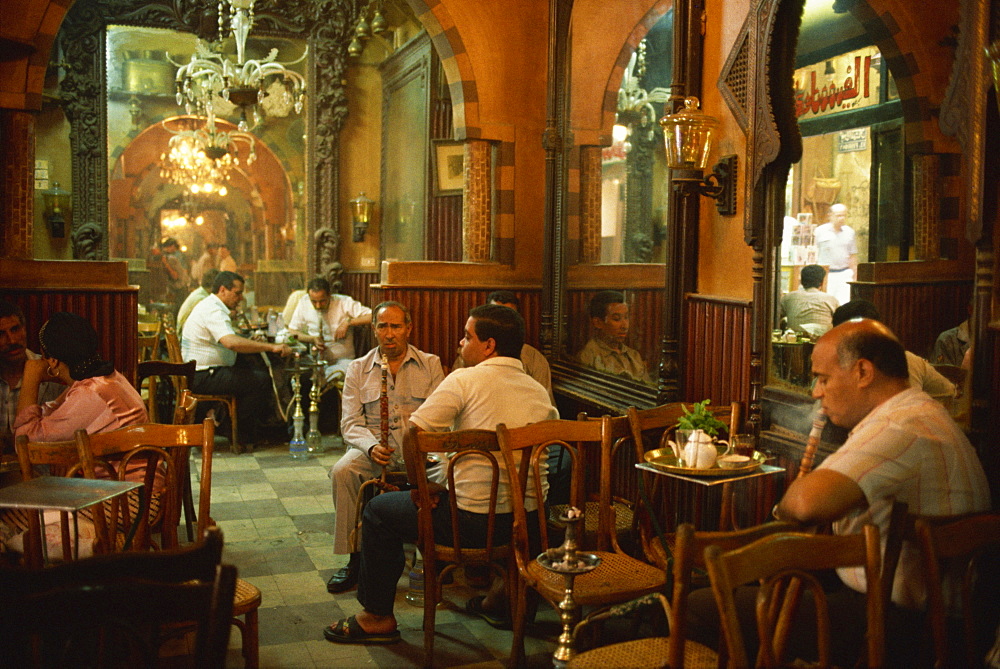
[350,192,375,242]
[659,96,738,216]
[42,181,70,238]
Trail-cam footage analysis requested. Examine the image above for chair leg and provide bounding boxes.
[423,561,437,667]
[510,579,526,669]
[229,399,240,454]
[243,608,259,669]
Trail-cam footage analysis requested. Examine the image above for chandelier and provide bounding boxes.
[159,116,256,195]
[173,0,306,131]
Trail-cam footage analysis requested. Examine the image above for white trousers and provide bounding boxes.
[827,268,854,306]
[330,449,382,555]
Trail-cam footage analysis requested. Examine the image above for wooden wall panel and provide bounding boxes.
[684,294,752,413]
[851,280,971,358]
[427,95,463,262]
[3,288,139,385]
[370,286,541,369]
[340,271,380,354]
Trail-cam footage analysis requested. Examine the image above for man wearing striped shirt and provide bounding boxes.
[776,318,989,661]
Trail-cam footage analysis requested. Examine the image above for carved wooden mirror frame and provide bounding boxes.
[718,0,994,447]
[57,0,361,286]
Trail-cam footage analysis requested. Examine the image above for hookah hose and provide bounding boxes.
[378,353,390,483]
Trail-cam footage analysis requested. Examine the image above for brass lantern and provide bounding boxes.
[42,181,71,238]
[659,96,738,216]
[350,192,375,242]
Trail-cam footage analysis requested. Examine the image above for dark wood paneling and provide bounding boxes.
[371,286,541,370]
[4,289,139,385]
[427,95,462,261]
[684,294,752,413]
[340,272,380,354]
[851,280,971,358]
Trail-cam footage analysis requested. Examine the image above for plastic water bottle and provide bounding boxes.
[266,309,278,338]
[406,557,425,606]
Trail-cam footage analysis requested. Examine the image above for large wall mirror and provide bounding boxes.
[750,0,977,434]
[45,0,363,308]
[554,5,675,409]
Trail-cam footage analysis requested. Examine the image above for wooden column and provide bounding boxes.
[578,146,602,263]
[0,110,35,260]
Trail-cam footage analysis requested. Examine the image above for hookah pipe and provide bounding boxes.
[798,406,826,478]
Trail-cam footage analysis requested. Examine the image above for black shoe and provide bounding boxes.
[327,559,359,593]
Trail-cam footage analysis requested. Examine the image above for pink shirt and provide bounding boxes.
[13,371,148,443]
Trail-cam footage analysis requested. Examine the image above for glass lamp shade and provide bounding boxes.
[350,192,374,224]
[659,96,719,170]
[42,181,70,216]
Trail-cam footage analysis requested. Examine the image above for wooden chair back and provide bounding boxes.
[914,511,1000,668]
[136,359,196,424]
[137,319,161,363]
[412,428,510,665]
[498,417,668,666]
[74,420,215,551]
[705,525,884,669]
[13,435,109,568]
[0,526,235,668]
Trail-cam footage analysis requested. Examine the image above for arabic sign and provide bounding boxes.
[837,128,868,152]
[794,46,882,120]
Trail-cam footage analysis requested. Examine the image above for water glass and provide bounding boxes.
[731,433,756,457]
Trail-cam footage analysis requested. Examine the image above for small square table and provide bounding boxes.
[0,476,143,562]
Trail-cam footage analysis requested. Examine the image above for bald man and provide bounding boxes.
[814,204,857,305]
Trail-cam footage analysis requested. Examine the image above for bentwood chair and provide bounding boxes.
[77,421,261,668]
[497,417,667,667]
[12,435,112,568]
[705,525,885,669]
[567,521,797,669]
[910,511,1000,667]
[549,413,636,553]
[164,326,242,453]
[0,526,235,668]
[413,428,515,666]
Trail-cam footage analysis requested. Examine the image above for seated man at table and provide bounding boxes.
[690,319,990,665]
[288,278,373,381]
[0,299,62,453]
[778,264,839,337]
[326,301,444,594]
[832,299,956,404]
[182,271,293,448]
[323,303,557,644]
[578,290,652,385]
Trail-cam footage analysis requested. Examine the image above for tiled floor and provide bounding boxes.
[200,437,567,668]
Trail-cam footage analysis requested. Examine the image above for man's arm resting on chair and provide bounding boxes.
[218,334,292,357]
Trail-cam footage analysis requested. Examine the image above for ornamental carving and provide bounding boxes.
[54,0,361,267]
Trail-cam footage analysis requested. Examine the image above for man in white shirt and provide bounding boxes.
[323,304,557,645]
[814,203,858,305]
[189,242,218,286]
[182,271,292,447]
[288,277,373,381]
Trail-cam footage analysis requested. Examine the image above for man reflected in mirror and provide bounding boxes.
[778,264,839,337]
[578,290,651,385]
[815,203,857,305]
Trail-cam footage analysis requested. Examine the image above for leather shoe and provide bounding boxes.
[327,564,359,593]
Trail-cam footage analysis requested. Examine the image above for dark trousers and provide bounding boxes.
[357,490,514,616]
[192,354,271,445]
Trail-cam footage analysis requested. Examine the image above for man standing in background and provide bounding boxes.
[815,203,858,305]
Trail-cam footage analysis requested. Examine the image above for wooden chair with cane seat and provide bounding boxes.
[163,326,242,453]
[11,436,113,568]
[904,511,1000,667]
[412,428,517,666]
[76,420,262,669]
[567,521,797,669]
[549,413,636,553]
[0,526,236,669]
[704,525,885,669]
[497,417,668,667]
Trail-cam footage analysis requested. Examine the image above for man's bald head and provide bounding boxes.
[822,319,908,380]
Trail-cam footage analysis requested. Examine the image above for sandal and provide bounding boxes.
[323,616,401,645]
[465,595,511,630]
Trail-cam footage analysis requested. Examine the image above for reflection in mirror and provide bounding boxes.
[576,290,655,386]
[770,0,903,391]
[596,13,673,264]
[105,25,307,309]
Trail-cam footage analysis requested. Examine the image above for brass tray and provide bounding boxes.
[643,449,766,477]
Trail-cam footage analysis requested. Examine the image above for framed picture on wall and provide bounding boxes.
[433,140,464,196]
